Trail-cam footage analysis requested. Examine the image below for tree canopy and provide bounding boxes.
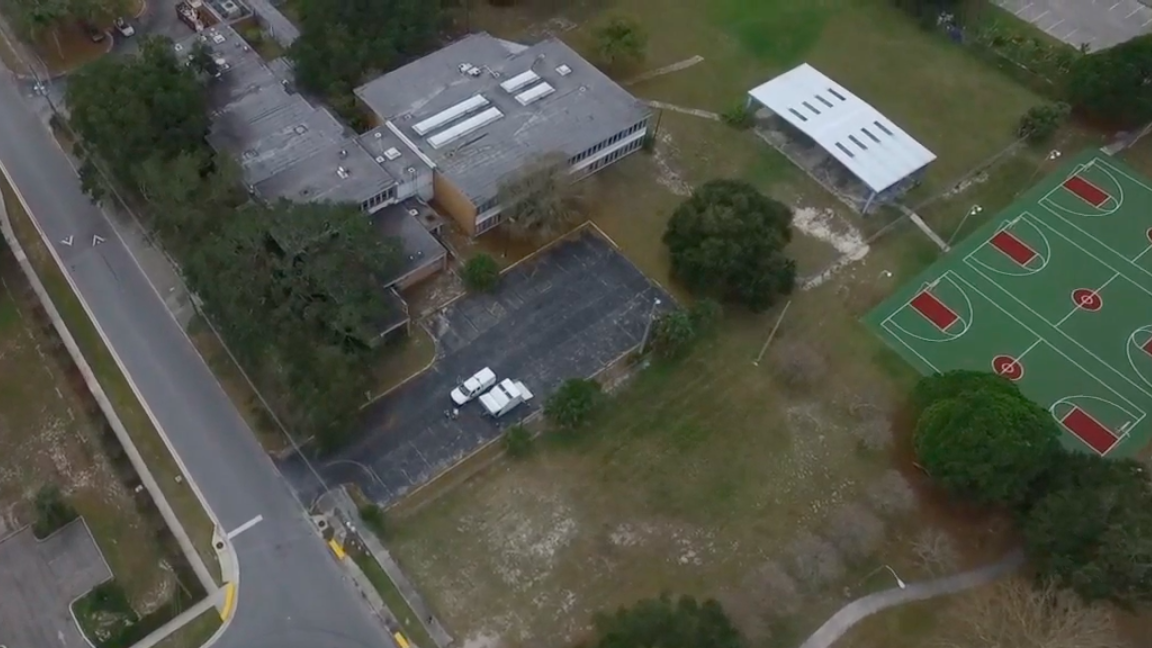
[288,0,439,102]
[9,0,130,44]
[66,36,210,194]
[909,369,1022,417]
[1023,453,1152,607]
[913,374,1062,507]
[497,153,587,241]
[594,16,648,68]
[591,594,743,648]
[663,179,795,312]
[1067,33,1152,128]
[185,200,401,450]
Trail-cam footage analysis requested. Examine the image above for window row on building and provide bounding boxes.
[360,185,399,213]
[568,118,650,167]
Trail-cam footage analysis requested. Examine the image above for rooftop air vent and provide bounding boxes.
[374,132,383,139]
[408,208,419,217]
[375,156,386,164]
[383,147,401,160]
[406,166,416,174]
[467,66,482,77]
[514,82,555,106]
[556,64,572,76]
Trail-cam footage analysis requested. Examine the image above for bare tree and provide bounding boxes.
[851,417,892,451]
[911,528,960,576]
[718,560,801,642]
[787,531,845,589]
[868,469,918,517]
[825,502,886,561]
[936,577,1121,648]
[770,340,827,390]
[496,152,588,242]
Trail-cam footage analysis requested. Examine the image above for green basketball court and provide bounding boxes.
[864,150,1152,457]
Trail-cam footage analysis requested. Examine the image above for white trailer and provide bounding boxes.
[479,379,533,418]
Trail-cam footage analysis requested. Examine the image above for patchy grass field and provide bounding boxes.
[0,256,173,614]
[383,1,1111,647]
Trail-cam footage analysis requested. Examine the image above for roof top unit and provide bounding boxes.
[383,147,401,160]
[500,70,540,93]
[427,107,504,149]
[514,82,555,106]
[412,94,490,136]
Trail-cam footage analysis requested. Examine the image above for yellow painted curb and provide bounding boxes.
[393,631,411,648]
[220,582,236,621]
[328,539,346,560]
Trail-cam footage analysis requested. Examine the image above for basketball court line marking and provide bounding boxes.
[990,229,1039,265]
[1050,393,1139,456]
[951,272,1145,415]
[965,212,1051,276]
[1031,216,1152,302]
[1039,201,1152,283]
[1054,272,1119,328]
[1041,160,1124,218]
[880,275,974,343]
[1060,404,1121,455]
[1125,327,1152,392]
[880,319,942,373]
[964,260,1152,404]
[1063,174,1111,207]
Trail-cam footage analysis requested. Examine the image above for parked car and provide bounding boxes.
[450,367,497,406]
[113,17,135,37]
[80,21,105,42]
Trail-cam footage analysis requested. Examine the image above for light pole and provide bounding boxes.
[885,565,907,589]
[638,297,661,355]
[947,204,983,246]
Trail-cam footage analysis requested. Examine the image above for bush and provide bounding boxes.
[461,253,501,292]
[504,424,534,458]
[650,300,723,357]
[1017,102,1069,143]
[545,378,603,429]
[358,503,387,539]
[720,103,754,129]
[33,484,78,538]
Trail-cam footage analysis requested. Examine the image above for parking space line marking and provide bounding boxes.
[226,514,263,540]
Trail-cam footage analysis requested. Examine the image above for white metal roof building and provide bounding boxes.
[747,64,935,206]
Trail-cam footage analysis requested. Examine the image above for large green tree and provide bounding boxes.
[663,179,795,312]
[592,594,743,648]
[1023,453,1152,606]
[66,36,210,195]
[1067,33,1152,128]
[910,369,1022,417]
[288,0,439,100]
[186,200,401,449]
[914,378,1062,507]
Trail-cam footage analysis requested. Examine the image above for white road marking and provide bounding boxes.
[60,235,72,246]
[92,234,104,246]
[227,514,264,540]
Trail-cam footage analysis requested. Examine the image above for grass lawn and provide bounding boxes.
[382,1,1090,647]
[1,178,220,581]
[152,609,222,648]
[0,256,175,614]
[369,324,436,399]
[347,543,438,648]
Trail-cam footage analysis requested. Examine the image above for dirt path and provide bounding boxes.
[797,550,1025,648]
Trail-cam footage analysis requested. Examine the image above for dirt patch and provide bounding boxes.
[0,265,169,614]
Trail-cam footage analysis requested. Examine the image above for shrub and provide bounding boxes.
[461,253,500,292]
[33,484,78,538]
[720,103,754,129]
[358,503,387,539]
[504,424,534,458]
[545,378,603,429]
[1017,102,1070,143]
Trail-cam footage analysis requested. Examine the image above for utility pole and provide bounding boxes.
[753,300,791,366]
[638,297,662,355]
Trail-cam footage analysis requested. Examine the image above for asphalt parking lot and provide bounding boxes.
[993,0,1152,50]
[0,521,112,648]
[281,229,671,506]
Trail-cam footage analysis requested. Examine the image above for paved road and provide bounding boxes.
[0,66,390,648]
[798,550,1025,648]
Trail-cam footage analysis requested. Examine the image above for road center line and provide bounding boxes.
[227,514,264,540]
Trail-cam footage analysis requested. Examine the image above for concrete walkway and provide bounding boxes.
[797,550,1024,648]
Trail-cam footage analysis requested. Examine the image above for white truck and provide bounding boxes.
[450,367,497,405]
[479,379,533,418]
